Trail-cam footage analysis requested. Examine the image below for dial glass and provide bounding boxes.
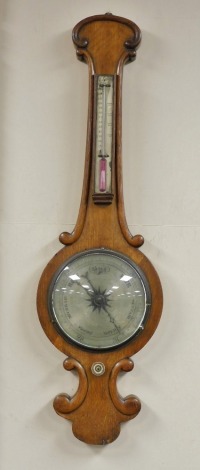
[48,249,151,350]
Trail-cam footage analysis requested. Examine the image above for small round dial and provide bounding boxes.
[48,249,151,350]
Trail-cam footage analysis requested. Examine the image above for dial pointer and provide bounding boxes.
[36,13,163,445]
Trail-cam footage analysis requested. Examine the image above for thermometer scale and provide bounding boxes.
[94,75,114,197]
[37,13,163,445]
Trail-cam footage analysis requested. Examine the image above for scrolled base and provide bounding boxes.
[53,356,141,445]
[109,358,141,417]
[53,358,88,416]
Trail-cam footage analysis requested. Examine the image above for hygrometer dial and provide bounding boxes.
[48,249,151,350]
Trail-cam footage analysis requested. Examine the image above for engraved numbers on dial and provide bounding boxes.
[49,250,151,350]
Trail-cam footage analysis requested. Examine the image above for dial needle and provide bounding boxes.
[71,273,121,333]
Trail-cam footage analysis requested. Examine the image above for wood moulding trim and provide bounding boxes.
[72,12,141,53]
[37,14,163,445]
[59,72,94,246]
[53,358,88,415]
[109,358,141,416]
[53,356,141,445]
[60,14,143,247]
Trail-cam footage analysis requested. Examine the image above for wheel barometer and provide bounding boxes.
[37,13,163,445]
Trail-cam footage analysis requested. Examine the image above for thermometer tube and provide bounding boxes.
[99,158,106,192]
[94,75,114,194]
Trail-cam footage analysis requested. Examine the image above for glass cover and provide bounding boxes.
[49,249,151,350]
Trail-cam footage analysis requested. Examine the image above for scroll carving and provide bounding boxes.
[72,13,141,54]
[60,13,144,247]
[36,13,163,445]
[53,358,88,415]
[109,358,141,417]
[116,60,144,248]
[59,60,94,246]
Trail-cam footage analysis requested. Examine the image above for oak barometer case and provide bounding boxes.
[37,13,163,445]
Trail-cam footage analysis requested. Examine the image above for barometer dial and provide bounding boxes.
[49,250,151,350]
[37,13,163,445]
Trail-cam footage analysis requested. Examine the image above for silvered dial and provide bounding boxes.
[49,249,151,350]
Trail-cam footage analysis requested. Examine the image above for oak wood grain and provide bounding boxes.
[37,13,163,445]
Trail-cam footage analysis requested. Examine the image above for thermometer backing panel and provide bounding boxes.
[37,13,163,446]
[93,75,114,198]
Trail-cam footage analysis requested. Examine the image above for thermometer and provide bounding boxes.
[93,75,114,202]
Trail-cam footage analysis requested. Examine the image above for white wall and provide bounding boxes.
[1,1,200,468]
